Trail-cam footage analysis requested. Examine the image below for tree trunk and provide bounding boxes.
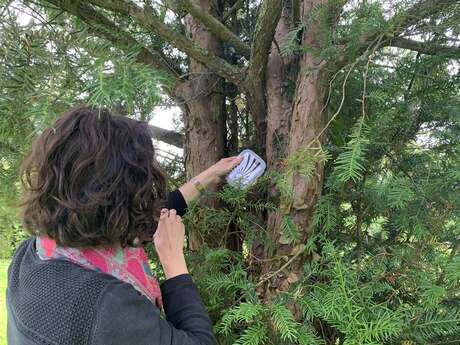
[258,0,329,304]
[178,0,226,250]
[249,4,296,274]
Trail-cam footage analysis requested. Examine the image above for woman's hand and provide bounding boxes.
[179,156,243,205]
[195,156,243,191]
[153,208,188,279]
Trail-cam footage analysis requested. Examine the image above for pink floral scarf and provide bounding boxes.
[36,235,162,308]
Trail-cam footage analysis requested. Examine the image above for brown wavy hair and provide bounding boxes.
[19,106,167,248]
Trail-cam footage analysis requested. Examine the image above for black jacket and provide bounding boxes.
[7,191,216,345]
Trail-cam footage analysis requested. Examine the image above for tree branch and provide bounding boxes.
[388,0,455,37]
[149,125,184,148]
[87,0,245,86]
[223,0,245,22]
[244,0,282,151]
[172,0,250,58]
[112,103,184,147]
[44,0,181,81]
[248,0,282,85]
[389,37,460,57]
[335,0,457,70]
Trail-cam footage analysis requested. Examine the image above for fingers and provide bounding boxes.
[169,210,182,223]
[159,209,169,223]
[229,156,243,169]
[234,156,243,163]
[219,156,243,172]
[223,156,242,162]
[160,208,168,217]
[153,208,184,240]
[159,208,182,222]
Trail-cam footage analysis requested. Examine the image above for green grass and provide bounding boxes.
[0,259,10,345]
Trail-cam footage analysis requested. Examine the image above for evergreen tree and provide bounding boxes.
[1,0,459,343]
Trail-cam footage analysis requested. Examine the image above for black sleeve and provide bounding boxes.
[91,275,216,345]
[166,190,188,216]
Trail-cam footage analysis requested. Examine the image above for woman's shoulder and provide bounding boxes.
[9,237,150,313]
[10,237,124,287]
[7,237,143,345]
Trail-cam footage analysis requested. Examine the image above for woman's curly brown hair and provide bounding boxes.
[19,106,167,248]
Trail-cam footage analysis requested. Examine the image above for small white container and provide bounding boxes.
[226,149,266,188]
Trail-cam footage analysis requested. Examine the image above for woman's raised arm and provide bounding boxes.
[178,156,242,205]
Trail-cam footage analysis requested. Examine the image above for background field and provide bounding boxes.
[1,259,10,345]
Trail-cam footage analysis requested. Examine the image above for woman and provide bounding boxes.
[6,106,242,345]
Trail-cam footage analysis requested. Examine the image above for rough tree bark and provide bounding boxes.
[258,0,329,304]
[249,3,296,277]
[179,0,226,250]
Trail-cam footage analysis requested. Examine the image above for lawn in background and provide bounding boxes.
[0,259,10,345]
